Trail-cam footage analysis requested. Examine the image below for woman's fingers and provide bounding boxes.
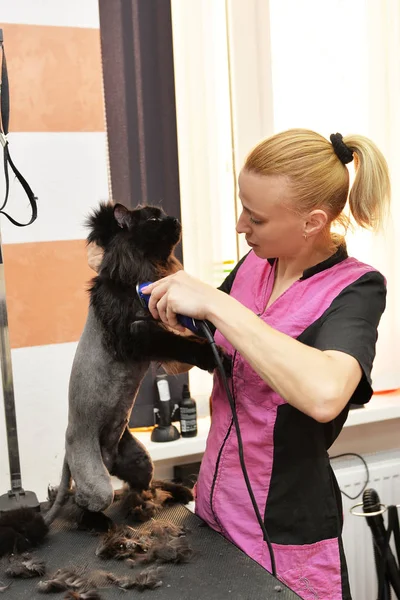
[150,288,185,332]
[155,293,168,325]
[141,273,174,295]
[166,299,185,332]
[147,281,169,320]
[142,271,211,326]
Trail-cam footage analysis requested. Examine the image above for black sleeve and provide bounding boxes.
[310,271,387,404]
[217,252,250,295]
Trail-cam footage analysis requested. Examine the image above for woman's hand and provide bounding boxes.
[142,271,223,332]
[87,242,104,273]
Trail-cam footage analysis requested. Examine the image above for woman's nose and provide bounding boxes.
[236,211,250,235]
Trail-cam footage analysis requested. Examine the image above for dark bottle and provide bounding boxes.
[179,384,198,438]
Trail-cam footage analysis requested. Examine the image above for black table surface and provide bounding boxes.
[0,503,301,599]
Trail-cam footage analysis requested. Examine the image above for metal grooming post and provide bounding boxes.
[0,28,39,513]
[0,222,39,512]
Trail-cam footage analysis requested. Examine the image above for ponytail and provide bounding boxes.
[344,134,391,231]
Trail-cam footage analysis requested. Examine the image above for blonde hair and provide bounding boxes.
[244,128,390,234]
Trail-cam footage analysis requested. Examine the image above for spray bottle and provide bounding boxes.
[151,374,180,442]
[179,384,198,438]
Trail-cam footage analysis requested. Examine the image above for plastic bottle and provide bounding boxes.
[179,384,198,438]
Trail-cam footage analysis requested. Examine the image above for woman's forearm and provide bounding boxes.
[206,292,361,422]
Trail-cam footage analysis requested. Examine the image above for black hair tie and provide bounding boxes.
[330,132,354,165]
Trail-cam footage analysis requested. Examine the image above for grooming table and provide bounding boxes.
[0,504,300,599]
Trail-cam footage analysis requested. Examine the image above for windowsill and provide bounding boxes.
[132,415,211,463]
[344,390,400,427]
[132,390,400,463]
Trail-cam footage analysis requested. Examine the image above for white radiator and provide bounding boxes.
[332,451,400,600]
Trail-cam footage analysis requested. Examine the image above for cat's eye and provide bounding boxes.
[147,217,160,221]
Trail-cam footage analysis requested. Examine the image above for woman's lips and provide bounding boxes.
[246,239,257,247]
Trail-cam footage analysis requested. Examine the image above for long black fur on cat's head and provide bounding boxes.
[87,203,181,259]
[86,203,182,283]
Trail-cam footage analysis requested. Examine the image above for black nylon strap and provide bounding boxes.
[392,505,400,570]
[372,505,400,599]
[0,32,9,136]
[0,29,38,227]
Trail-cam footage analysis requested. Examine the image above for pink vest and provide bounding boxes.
[195,250,377,600]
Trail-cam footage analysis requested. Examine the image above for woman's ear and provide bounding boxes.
[304,209,329,237]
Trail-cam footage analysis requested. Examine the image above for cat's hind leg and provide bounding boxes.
[110,428,153,492]
[66,426,114,513]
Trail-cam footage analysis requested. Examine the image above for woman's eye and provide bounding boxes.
[249,216,262,225]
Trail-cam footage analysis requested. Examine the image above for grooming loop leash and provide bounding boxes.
[0,28,38,226]
[350,503,400,518]
[351,489,400,599]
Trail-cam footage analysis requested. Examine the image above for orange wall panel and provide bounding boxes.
[2,23,105,132]
[3,239,95,348]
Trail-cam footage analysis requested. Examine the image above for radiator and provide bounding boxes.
[332,451,400,600]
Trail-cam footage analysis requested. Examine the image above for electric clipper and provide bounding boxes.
[136,282,203,334]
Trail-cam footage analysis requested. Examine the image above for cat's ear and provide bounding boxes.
[113,204,131,229]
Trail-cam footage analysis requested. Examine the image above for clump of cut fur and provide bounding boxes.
[0,508,48,557]
[95,525,153,560]
[117,488,171,522]
[129,536,193,565]
[142,519,187,539]
[37,568,89,594]
[96,517,193,568]
[5,553,46,578]
[115,480,193,522]
[106,567,163,591]
[37,564,162,597]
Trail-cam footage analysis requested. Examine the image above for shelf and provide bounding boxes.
[133,416,211,463]
[133,391,400,464]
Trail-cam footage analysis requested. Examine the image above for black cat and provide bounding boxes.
[44,203,223,526]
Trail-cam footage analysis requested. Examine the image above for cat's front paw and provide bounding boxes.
[220,350,232,377]
[208,347,232,376]
[196,345,219,372]
[190,340,231,374]
[78,510,113,533]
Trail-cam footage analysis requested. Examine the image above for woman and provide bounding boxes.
[89,129,389,599]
